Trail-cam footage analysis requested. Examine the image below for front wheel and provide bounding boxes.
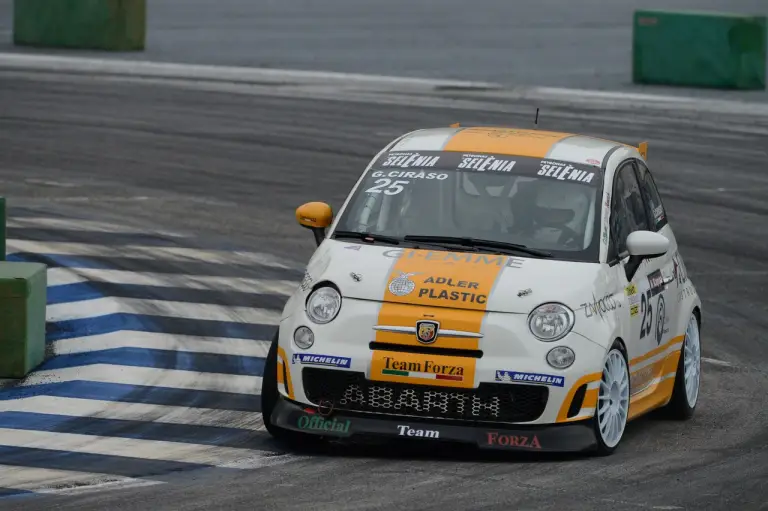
[591,341,630,456]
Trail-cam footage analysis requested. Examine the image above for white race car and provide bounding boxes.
[261,126,702,455]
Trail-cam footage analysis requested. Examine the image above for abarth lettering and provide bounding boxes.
[340,385,501,417]
[397,425,440,439]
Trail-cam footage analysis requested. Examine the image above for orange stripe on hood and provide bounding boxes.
[371,249,506,388]
[443,128,573,158]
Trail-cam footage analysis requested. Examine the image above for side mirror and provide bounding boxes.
[296,202,333,246]
[623,230,670,281]
[626,230,669,258]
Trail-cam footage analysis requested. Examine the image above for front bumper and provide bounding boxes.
[271,397,598,453]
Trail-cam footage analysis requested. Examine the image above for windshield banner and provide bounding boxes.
[373,150,598,185]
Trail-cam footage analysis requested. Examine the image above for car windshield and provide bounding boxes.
[333,150,602,262]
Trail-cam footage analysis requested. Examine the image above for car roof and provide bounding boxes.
[388,126,638,168]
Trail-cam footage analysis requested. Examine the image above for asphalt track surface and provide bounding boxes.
[1,68,768,510]
[0,0,766,101]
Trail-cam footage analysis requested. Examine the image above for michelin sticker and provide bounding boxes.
[292,353,351,369]
[495,370,565,387]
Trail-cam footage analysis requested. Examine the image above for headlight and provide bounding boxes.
[547,346,575,369]
[528,302,574,342]
[305,285,342,324]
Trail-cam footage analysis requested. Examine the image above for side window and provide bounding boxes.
[611,163,649,255]
[635,161,668,231]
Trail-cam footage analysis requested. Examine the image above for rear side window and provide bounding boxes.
[635,161,668,231]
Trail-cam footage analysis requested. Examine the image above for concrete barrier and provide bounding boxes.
[0,197,5,262]
[633,10,767,90]
[13,0,146,51]
[0,262,47,378]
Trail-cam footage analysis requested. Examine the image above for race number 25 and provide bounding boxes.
[365,179,409,195]
[639,291,653,339]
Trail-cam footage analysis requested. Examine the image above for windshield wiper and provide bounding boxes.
[403,235,553,258]
[333,230,402,245]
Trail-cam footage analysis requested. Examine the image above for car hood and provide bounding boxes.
[304,239,607,314]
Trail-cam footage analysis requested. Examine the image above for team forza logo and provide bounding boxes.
[416,320,439,344]
[458,154,517,172]
[581,293,620,318]
[380,152,441,169]
[381,356,464,382]
[538,160,595,184]
[397,425,440,439]
[484,431,542,449]
[388,272,418,296]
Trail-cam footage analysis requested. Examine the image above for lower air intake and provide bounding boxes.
[302,368,548,423]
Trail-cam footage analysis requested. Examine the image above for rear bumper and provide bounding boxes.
[271,396,598,453]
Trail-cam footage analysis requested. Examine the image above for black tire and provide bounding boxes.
[591,340,630,457]
[261,331,317,446]
[661,313,700,420]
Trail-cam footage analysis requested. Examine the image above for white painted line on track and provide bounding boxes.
[17,365,262,394]
[702,357,734,367]
[1,53,766,116]
[44,267,298,295]
[0,428,273,467]
[6,217,188,237]
[0,397,264,431]
[51,331,271,357]
[47,297,281,324]
[0,466,162,493]
[6,239,298,269]
[35,477,164,496]
[0,52,497,89]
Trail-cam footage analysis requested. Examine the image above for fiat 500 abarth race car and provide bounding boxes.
[261,126,702,455]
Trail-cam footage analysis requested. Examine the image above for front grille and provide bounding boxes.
[302,368,548,423]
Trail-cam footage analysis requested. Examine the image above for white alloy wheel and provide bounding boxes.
[597,349,630,449]
[683,314,701,407]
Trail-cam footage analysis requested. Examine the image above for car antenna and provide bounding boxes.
[534,108,540,130]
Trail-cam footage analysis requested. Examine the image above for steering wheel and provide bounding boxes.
[557,225,582,249]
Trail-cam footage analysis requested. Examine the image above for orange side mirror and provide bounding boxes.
[296,202,333,245]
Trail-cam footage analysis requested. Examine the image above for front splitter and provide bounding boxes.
[271,397,597,453]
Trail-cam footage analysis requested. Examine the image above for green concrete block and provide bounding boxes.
[13,0,146,51]
[0,262,48,379]
[0,198,5,262]
[633,10,767,90]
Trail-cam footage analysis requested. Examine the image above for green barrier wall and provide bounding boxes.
[0,198,5,262]
[13,0,146,51]
[0,262,47,378]
[633,10,767,90]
